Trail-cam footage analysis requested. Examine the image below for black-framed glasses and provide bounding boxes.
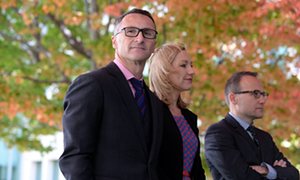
[234,90,269,99]
[115,27,157,39]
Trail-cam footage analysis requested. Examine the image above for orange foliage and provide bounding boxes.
[1,1,300,164]
[42,4,56,14]
[104,2,129,17]
[52,0,67,8]
[0,99,20,119]
[89,12,102,30]
[0,0,17,9]
[1,0,300,155]
[20,12,32,26]
[0,98,62,127]
[63,11,85,25]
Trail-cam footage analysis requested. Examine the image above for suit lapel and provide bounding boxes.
[105,62,148,155]
[224,114,258,149]
[145,85,163,162]
[224,114,262,163]
[145,86,158,156]
[182,109,198,135]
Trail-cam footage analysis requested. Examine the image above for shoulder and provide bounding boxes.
[66,63,119,96]
[63,70,106,108]
[205,117,239,147]
[160,102,173,118]
[206,116,232,134]
[181,108,197,120]
[68,69,105,93]
[255,127,273,139]
[74,63,109,82]
[86,62,119,81]
[146,87,165,108]
[68,71,100,90]
[73,62,125,86]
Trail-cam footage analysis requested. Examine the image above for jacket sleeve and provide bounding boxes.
[264,133,300,180]
[204,123,263,180]
[59,74,103,180]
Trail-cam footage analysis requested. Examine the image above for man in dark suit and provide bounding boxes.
[59,8,164,180]
[205,71,299,180]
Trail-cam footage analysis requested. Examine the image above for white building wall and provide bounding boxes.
[19,132,64,180]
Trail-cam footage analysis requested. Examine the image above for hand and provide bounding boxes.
[273,159,287,167]
[250,165,269,176]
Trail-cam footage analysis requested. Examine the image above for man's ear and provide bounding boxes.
[112,35,117,49]
[229,92,237,105]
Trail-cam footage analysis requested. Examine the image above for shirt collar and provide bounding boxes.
[229,112,251,130]
[113,59,143,81]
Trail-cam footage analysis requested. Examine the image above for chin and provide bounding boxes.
[182,87,192,91]
[254,115,264,119]
[132,55,150,61]
[186,85,193,89]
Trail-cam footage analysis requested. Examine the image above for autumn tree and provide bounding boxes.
[0,0,299,165]
[154,0,300,165]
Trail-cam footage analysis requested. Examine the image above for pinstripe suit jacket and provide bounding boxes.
[59,62,164,180]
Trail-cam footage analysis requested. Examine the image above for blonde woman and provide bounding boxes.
[149,42,205,180]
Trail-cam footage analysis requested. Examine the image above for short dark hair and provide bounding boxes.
[224,71,258,105]
[114,8,156,33]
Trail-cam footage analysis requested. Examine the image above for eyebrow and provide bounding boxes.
[181,59,192,63]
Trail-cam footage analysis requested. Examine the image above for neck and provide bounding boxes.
[116,55,145,79]
[168,104,181,116]
[168,92,181,116]
[130,63,145,79]
[230,111,253,125]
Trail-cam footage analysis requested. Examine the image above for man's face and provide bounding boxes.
[232,75,268,123]
[112,13,156,64]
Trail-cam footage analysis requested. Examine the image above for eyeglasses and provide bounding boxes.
[234,90,269,99]
[115,27,158,39]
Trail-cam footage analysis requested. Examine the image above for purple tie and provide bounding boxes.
[130,78,146,116]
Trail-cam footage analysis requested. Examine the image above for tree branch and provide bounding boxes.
[84,0,100,40]
[47,13,97,70]
[22,76,71,84]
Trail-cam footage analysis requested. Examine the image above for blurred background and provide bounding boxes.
[0,0,299,179]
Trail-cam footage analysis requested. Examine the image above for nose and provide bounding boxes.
[134,31,145,42]
[188,65,195,75]
[258,95,268,104]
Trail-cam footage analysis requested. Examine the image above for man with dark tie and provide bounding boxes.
[205,71,299,180]
[59,8,165,180]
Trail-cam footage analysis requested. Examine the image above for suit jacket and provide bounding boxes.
[159,104,206,180]
[204,113,299,180]
[59,62,164,180]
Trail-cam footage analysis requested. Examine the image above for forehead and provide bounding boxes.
[120,13,155,29]
[240,75,263,90]
[173,51,190,63]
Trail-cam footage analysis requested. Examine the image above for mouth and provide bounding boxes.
[185,77,193,81]
[184,79,193,85]
[256,107,264,111]
[130,46,145,50]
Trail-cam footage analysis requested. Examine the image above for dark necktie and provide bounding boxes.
[247,125,259,146]
[130,78,146,116]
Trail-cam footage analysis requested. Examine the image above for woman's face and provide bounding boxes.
[168,50,194,92]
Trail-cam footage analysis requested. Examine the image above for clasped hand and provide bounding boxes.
[273,159,287,167]
[250,159,287,176]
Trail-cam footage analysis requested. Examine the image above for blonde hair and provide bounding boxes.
[148,42,188,108]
